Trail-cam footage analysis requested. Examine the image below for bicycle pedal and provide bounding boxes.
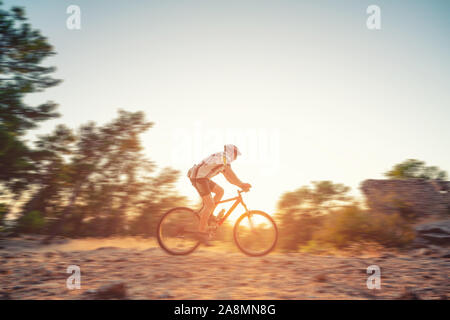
[205,229,216,239]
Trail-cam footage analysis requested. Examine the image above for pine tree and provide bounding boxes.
[0,2,61,194]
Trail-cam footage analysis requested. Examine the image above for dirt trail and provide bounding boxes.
[0,236,448,300]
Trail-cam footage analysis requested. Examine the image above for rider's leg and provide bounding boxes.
[211,184,224,204]
[198,194,215,232]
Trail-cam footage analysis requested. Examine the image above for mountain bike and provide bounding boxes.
[156,190,278,256]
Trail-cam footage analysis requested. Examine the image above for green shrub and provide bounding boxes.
[0,204,7,221]
[276,214,324,252]
[299,239,334,254]
[0,204,8,232]
[312,207,415,249]
[367,212,416,247]
[16,210,46,233]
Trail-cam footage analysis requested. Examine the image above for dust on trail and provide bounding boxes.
[40,237,160,252]
[0,236,448,300]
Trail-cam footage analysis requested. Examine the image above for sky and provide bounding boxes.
[3,0,450,215]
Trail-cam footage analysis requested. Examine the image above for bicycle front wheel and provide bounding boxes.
[157,207,201,255]
[233,210,278,256]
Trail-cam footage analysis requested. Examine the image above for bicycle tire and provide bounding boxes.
[233,210,278,257]
[157,207,201,255]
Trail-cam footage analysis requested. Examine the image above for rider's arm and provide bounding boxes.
[222,165,245,188]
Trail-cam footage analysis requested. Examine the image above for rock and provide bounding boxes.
[441,252,450,259]
[313,273,327,283]
[158,291,174,299]
[396,288,421,300]
[7,231,20,237]
[40,237,53,245]
[33,267,53,279]
[415,220,450,246]
[53,237,68,244]
[95,246,119,251]
[12,285,24,290]
[410,238,430,249]
[92,282,127,299]
[415,248,433,256]
[84,289,97,295]
[44,251,56,258]
[84,288,97,294]
[420,233,450,245]
[0,292,12,300]
[416,220,450,235]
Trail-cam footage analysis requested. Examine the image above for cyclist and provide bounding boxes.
[188,144,251,244]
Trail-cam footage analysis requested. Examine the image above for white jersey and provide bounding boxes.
[188,152,234,179]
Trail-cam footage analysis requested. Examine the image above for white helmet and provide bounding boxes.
[224,144,241,161]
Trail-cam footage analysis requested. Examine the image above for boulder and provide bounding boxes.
[0,292,12,300]
[414,220,450,247]
[158,291,174,299]
[415,220,450,235]
[396,288,421,300]
[90,281,127,299]
[414,248,433,256]
[313,273,327,283]
[420,233,450,245]
[441,252,450,259]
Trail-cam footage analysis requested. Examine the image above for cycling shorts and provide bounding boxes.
[190,178,218,197]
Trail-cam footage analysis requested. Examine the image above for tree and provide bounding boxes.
[41,110,155,239]
[0,202,7,231]
[129,167,186,236]
[10,108,186,239]
[19,125,75,218]
[1,3,187,238]
[0,2,61,194]
[385,159,447,181]
[277,181,352,217]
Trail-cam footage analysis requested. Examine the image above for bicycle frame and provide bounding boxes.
[214,190,249,226]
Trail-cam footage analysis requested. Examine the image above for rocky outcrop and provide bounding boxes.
[361,179,450,217]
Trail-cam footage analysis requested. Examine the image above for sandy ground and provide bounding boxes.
[0,236,448,300]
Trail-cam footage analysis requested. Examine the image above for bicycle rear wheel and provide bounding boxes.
[233,210,278,256]
[157,207,201,255]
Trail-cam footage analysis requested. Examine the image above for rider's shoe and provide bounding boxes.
[195,231,213,247]
[208,215,217,226]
